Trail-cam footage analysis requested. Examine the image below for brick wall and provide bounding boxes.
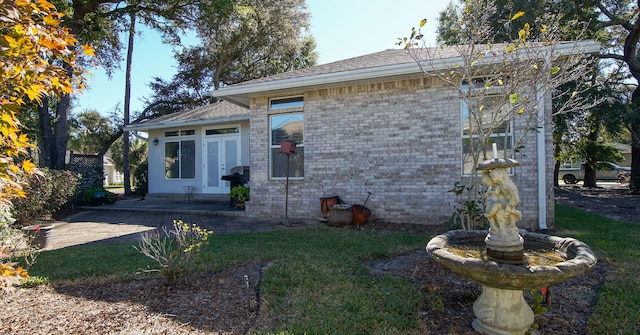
[245,74,553,230]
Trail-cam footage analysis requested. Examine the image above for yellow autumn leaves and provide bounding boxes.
[0,0,92,205]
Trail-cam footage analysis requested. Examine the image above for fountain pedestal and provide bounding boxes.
[472,287,534,335]
[485,231,524,265]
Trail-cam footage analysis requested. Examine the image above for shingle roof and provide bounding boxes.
[215,41,600,107]
[238,49,420,85]
[222,46,490,86]
[126,101,249,131]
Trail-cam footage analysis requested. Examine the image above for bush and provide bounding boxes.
[230,185,250,202]
[79,188,117,205]
[133,160,148,196]
[448,181,488,230]
[0,205,36,292]
[134,220,212,285]
[11,169,80,226]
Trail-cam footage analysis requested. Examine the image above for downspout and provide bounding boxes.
[536,86,549,231]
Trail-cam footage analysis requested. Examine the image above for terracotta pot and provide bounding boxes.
[352,205,371,227]
[320,196,341,217]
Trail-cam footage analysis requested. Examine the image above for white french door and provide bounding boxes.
[203,134,240,194]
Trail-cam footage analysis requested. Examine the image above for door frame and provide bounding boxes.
[202,125,242,194]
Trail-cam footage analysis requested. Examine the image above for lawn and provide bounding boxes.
[554,205,640,334]
[26,205,640,334]
[29,226,428,334]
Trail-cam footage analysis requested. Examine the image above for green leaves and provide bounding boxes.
[509,93,521,104]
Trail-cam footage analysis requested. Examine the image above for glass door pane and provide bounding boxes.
[207,140,219,188]
[224,138,239,176]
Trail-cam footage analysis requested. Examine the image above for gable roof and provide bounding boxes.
[126,101,250,131]
[215,41,600,107]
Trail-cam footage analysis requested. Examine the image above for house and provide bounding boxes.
[129,42,600,230]
[103,155,124,186]
[127,102,251,201]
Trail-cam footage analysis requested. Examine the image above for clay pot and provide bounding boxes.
[352,205,371,227]
[320,196,341,217]
[326,204,352,226]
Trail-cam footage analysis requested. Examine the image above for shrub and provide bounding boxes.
[0,205,36,292]
[133,160,148,196]
[230,185,250,202]
[79,188,117,205]
[11,169,80,226]
[134,220,213,285]
[448,182,488,230]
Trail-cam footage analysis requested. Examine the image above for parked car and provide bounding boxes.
[560,162,631,184]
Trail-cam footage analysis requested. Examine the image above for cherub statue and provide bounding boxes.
[482,167,521,237]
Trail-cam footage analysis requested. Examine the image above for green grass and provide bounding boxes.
[29,225,428,334]
[26,208,640,334]
[555,205,640,334]
[29,242,149,281]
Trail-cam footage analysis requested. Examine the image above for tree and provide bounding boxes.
[109,135,147,183]
[0,0,89,205]
[399,0,598,227]
[438,0,627,188]
[69,110,118,154]
[437,1,462,46]
[122,11,136,195]
[142,0,317,118]
[437,0,550,46]
[36,0,197,170]
[573,84,628,187]
[197,0,315,90]
[572,1,640,191]
[403,1,596,165]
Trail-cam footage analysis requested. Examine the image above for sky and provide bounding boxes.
[74,0,450,116]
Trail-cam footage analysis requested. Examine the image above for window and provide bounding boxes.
[165,129,195,137]
[270,96,304,109]
[165,130,195,179]
[461,83,513,175]
[205,127,239,135]
[270,113,304,178]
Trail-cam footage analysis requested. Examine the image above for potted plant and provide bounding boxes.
[229,185,250,209]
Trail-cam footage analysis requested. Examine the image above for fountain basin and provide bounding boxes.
[426,229,597,291]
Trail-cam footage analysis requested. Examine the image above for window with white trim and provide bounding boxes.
[461,80,513,175]
[165,130,195,179]
[269,97,304,179]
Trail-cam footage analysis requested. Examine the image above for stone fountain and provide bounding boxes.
[427,157,597,335]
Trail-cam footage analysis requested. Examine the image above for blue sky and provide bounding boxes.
[74,0,449,116]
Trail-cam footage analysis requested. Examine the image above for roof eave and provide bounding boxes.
[125,114,251,132]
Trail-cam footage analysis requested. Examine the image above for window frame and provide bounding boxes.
[270,96,304,110]
[460,81,514,176]
[164,129,196,180]
[269,96,304,180]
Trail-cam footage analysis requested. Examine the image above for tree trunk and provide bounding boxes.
[583,166,597,188]
[630,86,640,193]
[37,97,53,168]
[52,93,71,170]
[122,12,136,195]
